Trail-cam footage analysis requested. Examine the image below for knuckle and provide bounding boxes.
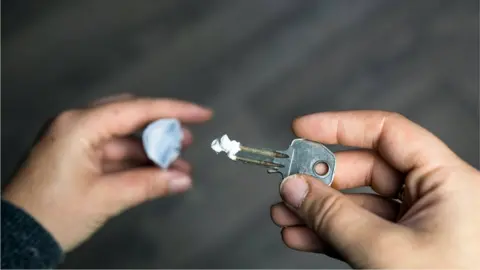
[382,112,406,129]
[47,110,84,136]
[378,111,405,122]
[52,110,81,127]
[381,111,407,129]
[387,111,405,120]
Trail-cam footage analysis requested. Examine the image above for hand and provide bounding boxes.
[2,95,212,252]
[271,111,480,268]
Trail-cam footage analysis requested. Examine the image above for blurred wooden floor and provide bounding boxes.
[2,0,478,268]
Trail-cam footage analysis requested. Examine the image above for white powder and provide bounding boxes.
[211,134,241,160]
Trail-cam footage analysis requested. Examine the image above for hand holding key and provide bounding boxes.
[271,111,480,269]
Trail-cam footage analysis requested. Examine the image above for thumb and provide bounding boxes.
[280,174,400,262]
[98,168,192,214]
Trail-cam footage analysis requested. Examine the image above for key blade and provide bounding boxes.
[235,146,285,168]
[235,156,283,168]
[240,146,289,158]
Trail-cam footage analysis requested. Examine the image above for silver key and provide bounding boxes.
[218,138,336,186]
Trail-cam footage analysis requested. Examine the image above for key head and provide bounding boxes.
[273,139,336,186]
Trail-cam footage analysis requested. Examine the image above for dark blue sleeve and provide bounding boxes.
[1,199,63,269]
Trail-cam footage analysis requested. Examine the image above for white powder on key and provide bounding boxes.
[211,134,241,160]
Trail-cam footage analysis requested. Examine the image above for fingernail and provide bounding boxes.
[280,175,309,209]
[167,176,192,194]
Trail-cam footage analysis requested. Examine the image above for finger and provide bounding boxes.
[271,193,399,227]
[271,202,303,227]
[333,150,403,197]
[102,134,192,173]
[181,127,193,148]
[80,98,212,143]
[170,159,192,174]
[293,111,459,173]
[281,226,344,261]
[280,174,409,263]
[103,158,192,175]
[102,159,149,174]
[89,93,135,107]
[98,168,192,213]
[281,226,324,252]
[102,137,148,162]
[102,126,193,162]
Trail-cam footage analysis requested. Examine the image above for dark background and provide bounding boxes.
[2,0,479,268]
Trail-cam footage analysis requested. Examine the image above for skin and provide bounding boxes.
[3,95,213,251]
[3,97,479,268]
[271,111,480,268]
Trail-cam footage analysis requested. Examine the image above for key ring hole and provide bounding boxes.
[313,161,329,177]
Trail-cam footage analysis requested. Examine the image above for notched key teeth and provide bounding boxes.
[235,156,284,168]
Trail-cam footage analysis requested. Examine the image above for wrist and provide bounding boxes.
[2,186,66,252]
[1,199,64,268]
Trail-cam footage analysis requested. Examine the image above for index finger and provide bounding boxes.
[293,110,459,172]
[80,98,212,142]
